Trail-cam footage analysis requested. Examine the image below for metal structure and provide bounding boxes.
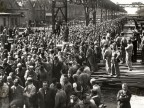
[52,0,67,32]
[118,4,144,8]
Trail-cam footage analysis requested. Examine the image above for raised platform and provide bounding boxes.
[92,23,144,88]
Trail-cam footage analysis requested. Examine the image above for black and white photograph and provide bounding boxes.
[0,0,144,108]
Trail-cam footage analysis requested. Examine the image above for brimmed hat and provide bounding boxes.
[7,76,12,80]
[29,65,34,69]
[17,63,22,67]
[69,61,73,64]
[70,92,77,97]
[27,77,33,81]
[90,78,96,84]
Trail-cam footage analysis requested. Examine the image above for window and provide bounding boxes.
[15,18,18,26]
[3,18,6,26]
[11,18,14,26]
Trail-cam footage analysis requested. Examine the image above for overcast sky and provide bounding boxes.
[111,0,144,4]
[111,0,144,14]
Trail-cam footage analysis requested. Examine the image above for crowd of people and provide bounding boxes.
[0,16,142,108]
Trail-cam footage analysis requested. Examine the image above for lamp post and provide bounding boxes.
[64,0,68,23]
[105,9,108,21]
[91,0,96,25]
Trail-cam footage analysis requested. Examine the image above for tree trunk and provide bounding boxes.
[93,10,96,25]
[100,8,103,22]
[84,6,89,26]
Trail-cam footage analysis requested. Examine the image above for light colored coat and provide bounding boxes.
[0,83,9,108]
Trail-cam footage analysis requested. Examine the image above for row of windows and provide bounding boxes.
[3,17,18,27]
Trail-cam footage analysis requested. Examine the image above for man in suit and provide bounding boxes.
[63,25,69,42]
[55,21,62,36]
[86,44,97,72]
[54,82,67,108]
[38,81,56,108]
[10,78,24,108]
[132,32,138,62]
[52,56,63,82]
[120,34,127,64]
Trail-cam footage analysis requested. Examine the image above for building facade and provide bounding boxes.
[0,0,86,27]
[0,0,21,28]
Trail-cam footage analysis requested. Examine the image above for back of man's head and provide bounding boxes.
[56,82,62,90]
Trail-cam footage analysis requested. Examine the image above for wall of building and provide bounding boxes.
[0,15,20,28]
[0,17,8,27]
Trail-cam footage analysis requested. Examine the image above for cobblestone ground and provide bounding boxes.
[102,87,144,108]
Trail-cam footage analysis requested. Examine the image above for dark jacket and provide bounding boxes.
[38,87,56,108]
[117,90,131,108]
[55,89,67,108]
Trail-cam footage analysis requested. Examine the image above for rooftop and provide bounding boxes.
[0,12,21,16]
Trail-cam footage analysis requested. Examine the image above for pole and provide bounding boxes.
[99,25,101,47]
[52,0,55,33]
[44,0,46,35]
[95,0,98,25]
[64,0,67,23]
[92,0,96,25]
[107,9,109,20]
[111,10,113,19]
[105,9,107,21]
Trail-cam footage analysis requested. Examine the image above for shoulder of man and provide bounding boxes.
[38,88,43,92]
[11,85,15,89]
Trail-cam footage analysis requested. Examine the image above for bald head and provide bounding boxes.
[122,83,128,91]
